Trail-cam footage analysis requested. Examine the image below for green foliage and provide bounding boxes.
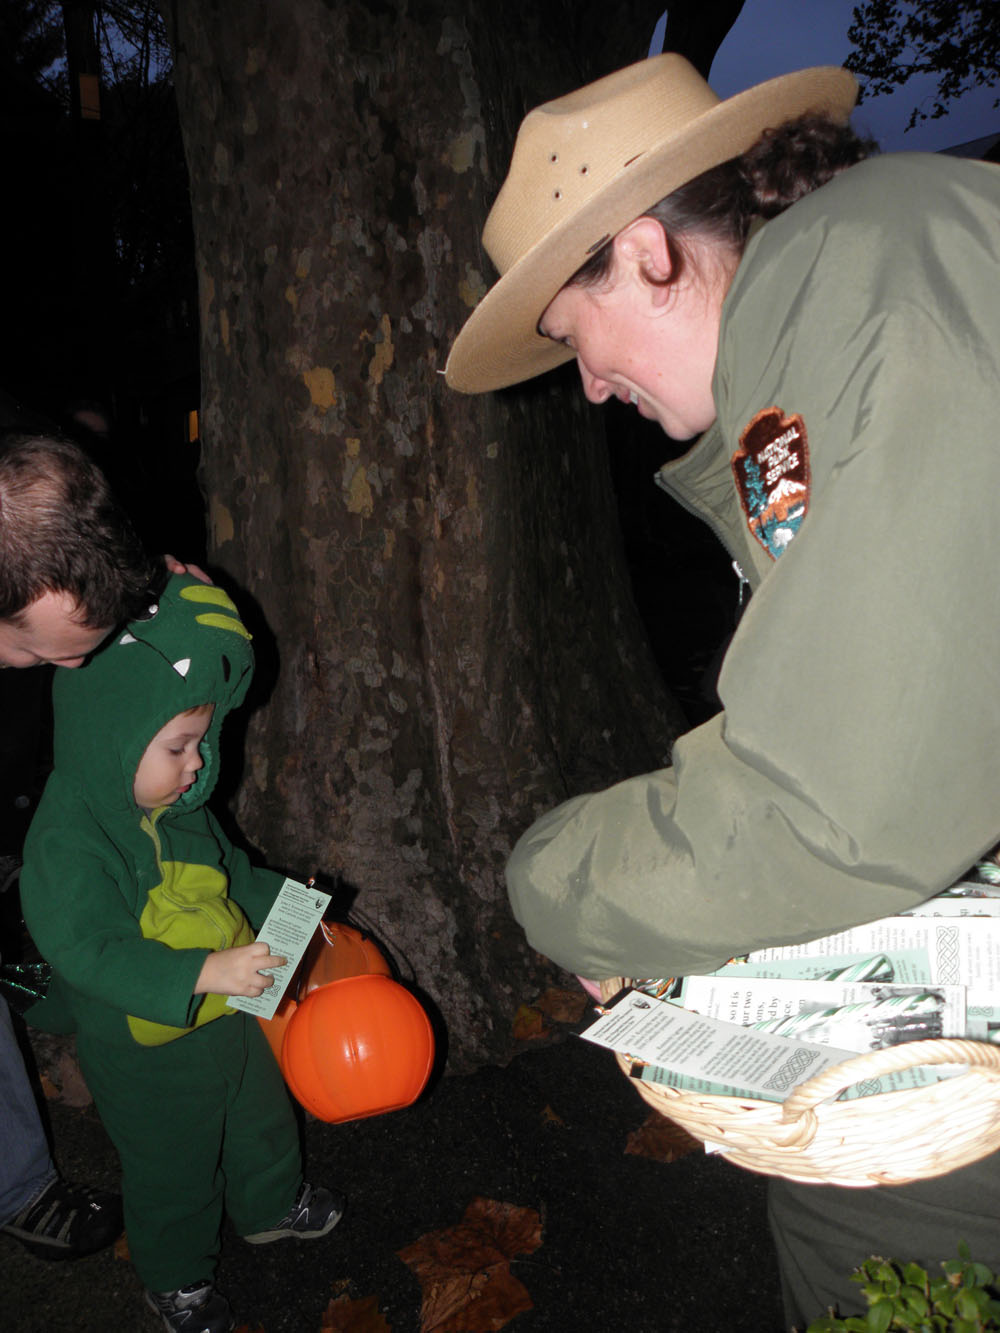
[805,1244,1000,1332]
[845,0,999,129]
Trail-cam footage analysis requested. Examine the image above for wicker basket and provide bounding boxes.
[601,977,1000,1187]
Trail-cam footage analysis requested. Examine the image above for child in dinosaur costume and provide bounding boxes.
[20,574,344,1333]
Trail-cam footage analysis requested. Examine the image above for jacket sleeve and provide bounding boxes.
[21,821,208,1030]
[507,161,1000,982]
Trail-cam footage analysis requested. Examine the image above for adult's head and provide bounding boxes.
[444,54,862,431]
[0,432,156,668]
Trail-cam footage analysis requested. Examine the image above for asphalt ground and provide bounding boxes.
[0,1023,787,1333]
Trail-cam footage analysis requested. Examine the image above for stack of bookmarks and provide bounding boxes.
[581,869,1000,1107]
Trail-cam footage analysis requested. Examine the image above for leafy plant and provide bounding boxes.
[806,1244,1000,1332]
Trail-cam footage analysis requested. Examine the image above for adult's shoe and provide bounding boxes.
[1,1174,123,1260]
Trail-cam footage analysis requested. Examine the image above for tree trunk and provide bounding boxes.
[165,0,694,1070]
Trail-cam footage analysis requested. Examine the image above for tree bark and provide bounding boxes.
[165,0,693,1070]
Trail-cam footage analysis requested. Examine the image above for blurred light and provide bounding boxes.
[78,73,101,121]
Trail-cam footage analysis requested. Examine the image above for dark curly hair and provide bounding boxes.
[0,432,161,627]
[571,114,877,291]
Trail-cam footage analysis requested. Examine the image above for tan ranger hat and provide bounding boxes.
[444,53,857,394]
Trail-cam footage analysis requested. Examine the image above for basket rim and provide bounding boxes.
[599,979,1000,1185]
[599,978,1000,1118]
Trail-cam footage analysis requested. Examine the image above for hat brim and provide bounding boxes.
[445,66,857,394]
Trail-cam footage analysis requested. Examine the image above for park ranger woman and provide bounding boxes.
[446,53,1000,1328]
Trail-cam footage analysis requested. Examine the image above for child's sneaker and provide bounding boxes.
[242,1182,344,1244]
[1,1174,123,1260]
[144,1279,234,1333]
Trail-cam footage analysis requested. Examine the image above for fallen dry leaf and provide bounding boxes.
[533,988,588,1024]
[513,987,591,1044]
[113,1233,131,1262]
[53,1049,93,1107]
[39,1073,60,1101]
[625,1111,702,1163]
[32,1033,93,1106]
[320,1292,390,1332]
[398,1197,543,1333]
[539,1104,565,1128]
[511,1004,546,1042]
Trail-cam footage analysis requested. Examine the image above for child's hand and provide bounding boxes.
[195,942,287,997]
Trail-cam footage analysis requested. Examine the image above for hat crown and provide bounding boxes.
[445,57,857,393]
[484,55,720,276]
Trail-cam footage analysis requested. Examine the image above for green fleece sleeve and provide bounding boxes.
[21,827,209,1031]
[507,157,1000,982]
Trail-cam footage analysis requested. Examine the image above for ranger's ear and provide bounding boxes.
[613,216,673,289]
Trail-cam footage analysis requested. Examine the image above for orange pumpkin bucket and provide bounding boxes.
[258,919,393,1064]
[280,972,435,1123]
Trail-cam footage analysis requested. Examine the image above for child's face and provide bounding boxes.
[133,705,214,809]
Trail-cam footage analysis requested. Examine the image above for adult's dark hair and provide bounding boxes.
[0,432,159,627]
[572,114,877,290]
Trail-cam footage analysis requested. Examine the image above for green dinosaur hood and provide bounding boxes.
[51,574,254,818]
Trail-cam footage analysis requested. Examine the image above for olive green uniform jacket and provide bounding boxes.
[507,151,1000,982]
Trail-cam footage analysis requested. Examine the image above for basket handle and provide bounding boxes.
[781,1038,1000,1121]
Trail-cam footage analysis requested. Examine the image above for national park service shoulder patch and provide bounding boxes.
[731,407,810,560]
